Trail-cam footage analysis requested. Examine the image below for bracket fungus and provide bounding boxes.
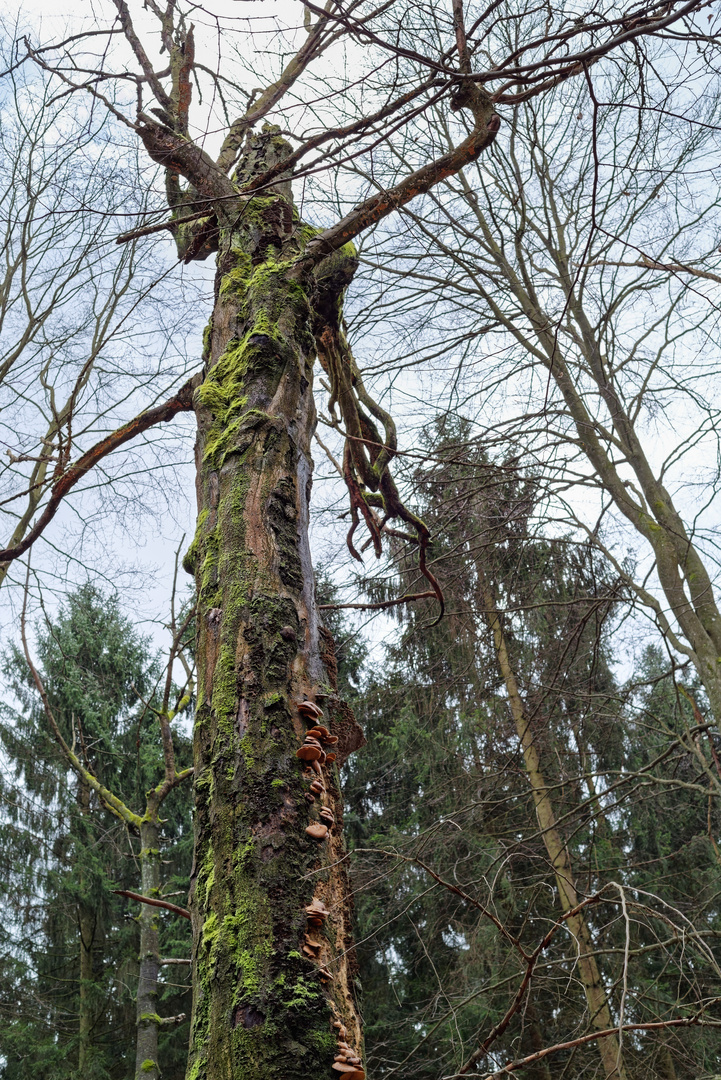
[305,821,329,840]
[333,1039,365,1079]
[302,934,323,958]
[296,743,322,761]
[305,724,330,739]
[331,1017,365,1077]
[305,898,330,921]
[332,1062,365,1079]
[298,699,323,720]
[305,902,329,931]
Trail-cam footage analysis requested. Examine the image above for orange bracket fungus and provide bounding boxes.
[305,822,329,840]
[298,699,323,720]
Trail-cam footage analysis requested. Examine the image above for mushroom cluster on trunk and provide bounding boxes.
[296,701,339,841]
[302,898,333,981]
[331,1019,365,1080]
[295,700,365,1073]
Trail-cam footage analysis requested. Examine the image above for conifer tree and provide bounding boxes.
[0,585,193,1080]
[344,421,721,1079]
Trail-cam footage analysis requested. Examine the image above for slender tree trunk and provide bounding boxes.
[135,820,162,1080]
[185,129,364,1080]
[478,578,628,1080]
[78,900,96,1073]
[77,777,96,1075]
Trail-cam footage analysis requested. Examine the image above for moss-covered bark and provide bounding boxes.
[185,128,365,1080]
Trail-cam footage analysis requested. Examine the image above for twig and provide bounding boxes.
[113,889,190,920]
[115,207,214,245]
[318,590,437,612]
[447,1009,721,1079]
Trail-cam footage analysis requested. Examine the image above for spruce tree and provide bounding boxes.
[0,585,193,1080]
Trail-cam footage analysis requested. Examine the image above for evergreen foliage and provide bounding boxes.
[342,420,721,1079]
[0,586,192,1080]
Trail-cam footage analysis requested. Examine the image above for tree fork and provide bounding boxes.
[184,127,365,1080]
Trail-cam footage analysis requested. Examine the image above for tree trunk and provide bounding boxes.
[77,900,96,1074]
[479,578,628,1080]
[135,820,162,1080]
[77,776,96,1075]
[185,129,364,1080]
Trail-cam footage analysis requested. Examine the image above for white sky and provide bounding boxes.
[2,0,720,695]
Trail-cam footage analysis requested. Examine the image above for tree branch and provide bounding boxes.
[113,889,191,920]
[452,1011,721,1079]
[0,374,200,568]
[296,112,500,269]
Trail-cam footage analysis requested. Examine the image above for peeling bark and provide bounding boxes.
[185,128,365,1080]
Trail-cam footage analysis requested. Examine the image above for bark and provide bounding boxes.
[184,128,365,1080]
[478,577,628,1080]
[135,820,162,1080]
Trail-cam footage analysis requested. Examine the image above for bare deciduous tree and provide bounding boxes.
[1,2,718,1077]
[350,50,721,720]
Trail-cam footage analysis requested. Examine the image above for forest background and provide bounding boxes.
[1,1,721,1080]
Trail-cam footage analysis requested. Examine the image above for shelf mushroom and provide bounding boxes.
[305,822,329,840]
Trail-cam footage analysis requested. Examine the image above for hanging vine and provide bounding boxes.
[311,251,445,621]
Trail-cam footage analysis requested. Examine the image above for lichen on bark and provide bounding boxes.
[184,126,365,1080]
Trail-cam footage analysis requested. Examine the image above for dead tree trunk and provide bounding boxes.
[184,128,365,1080]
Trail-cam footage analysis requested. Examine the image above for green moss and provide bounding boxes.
[202,911,219,948]
[219,254,252,300]
[279,972,325,1011]
[307,1028,337,1053]
[200,891,274,1000]
[237,937,273,995]
[140,1059,157,1073]
[211,642,239,732]
[198,243,314,471]
[297,221,322,243]
[239,734,255,771]
[197,337,249,421]
[194,860,211,908]
[271,778,285,788]
[202,319,213,363]
[186,1054,205,1080]
[233,834,256,870]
